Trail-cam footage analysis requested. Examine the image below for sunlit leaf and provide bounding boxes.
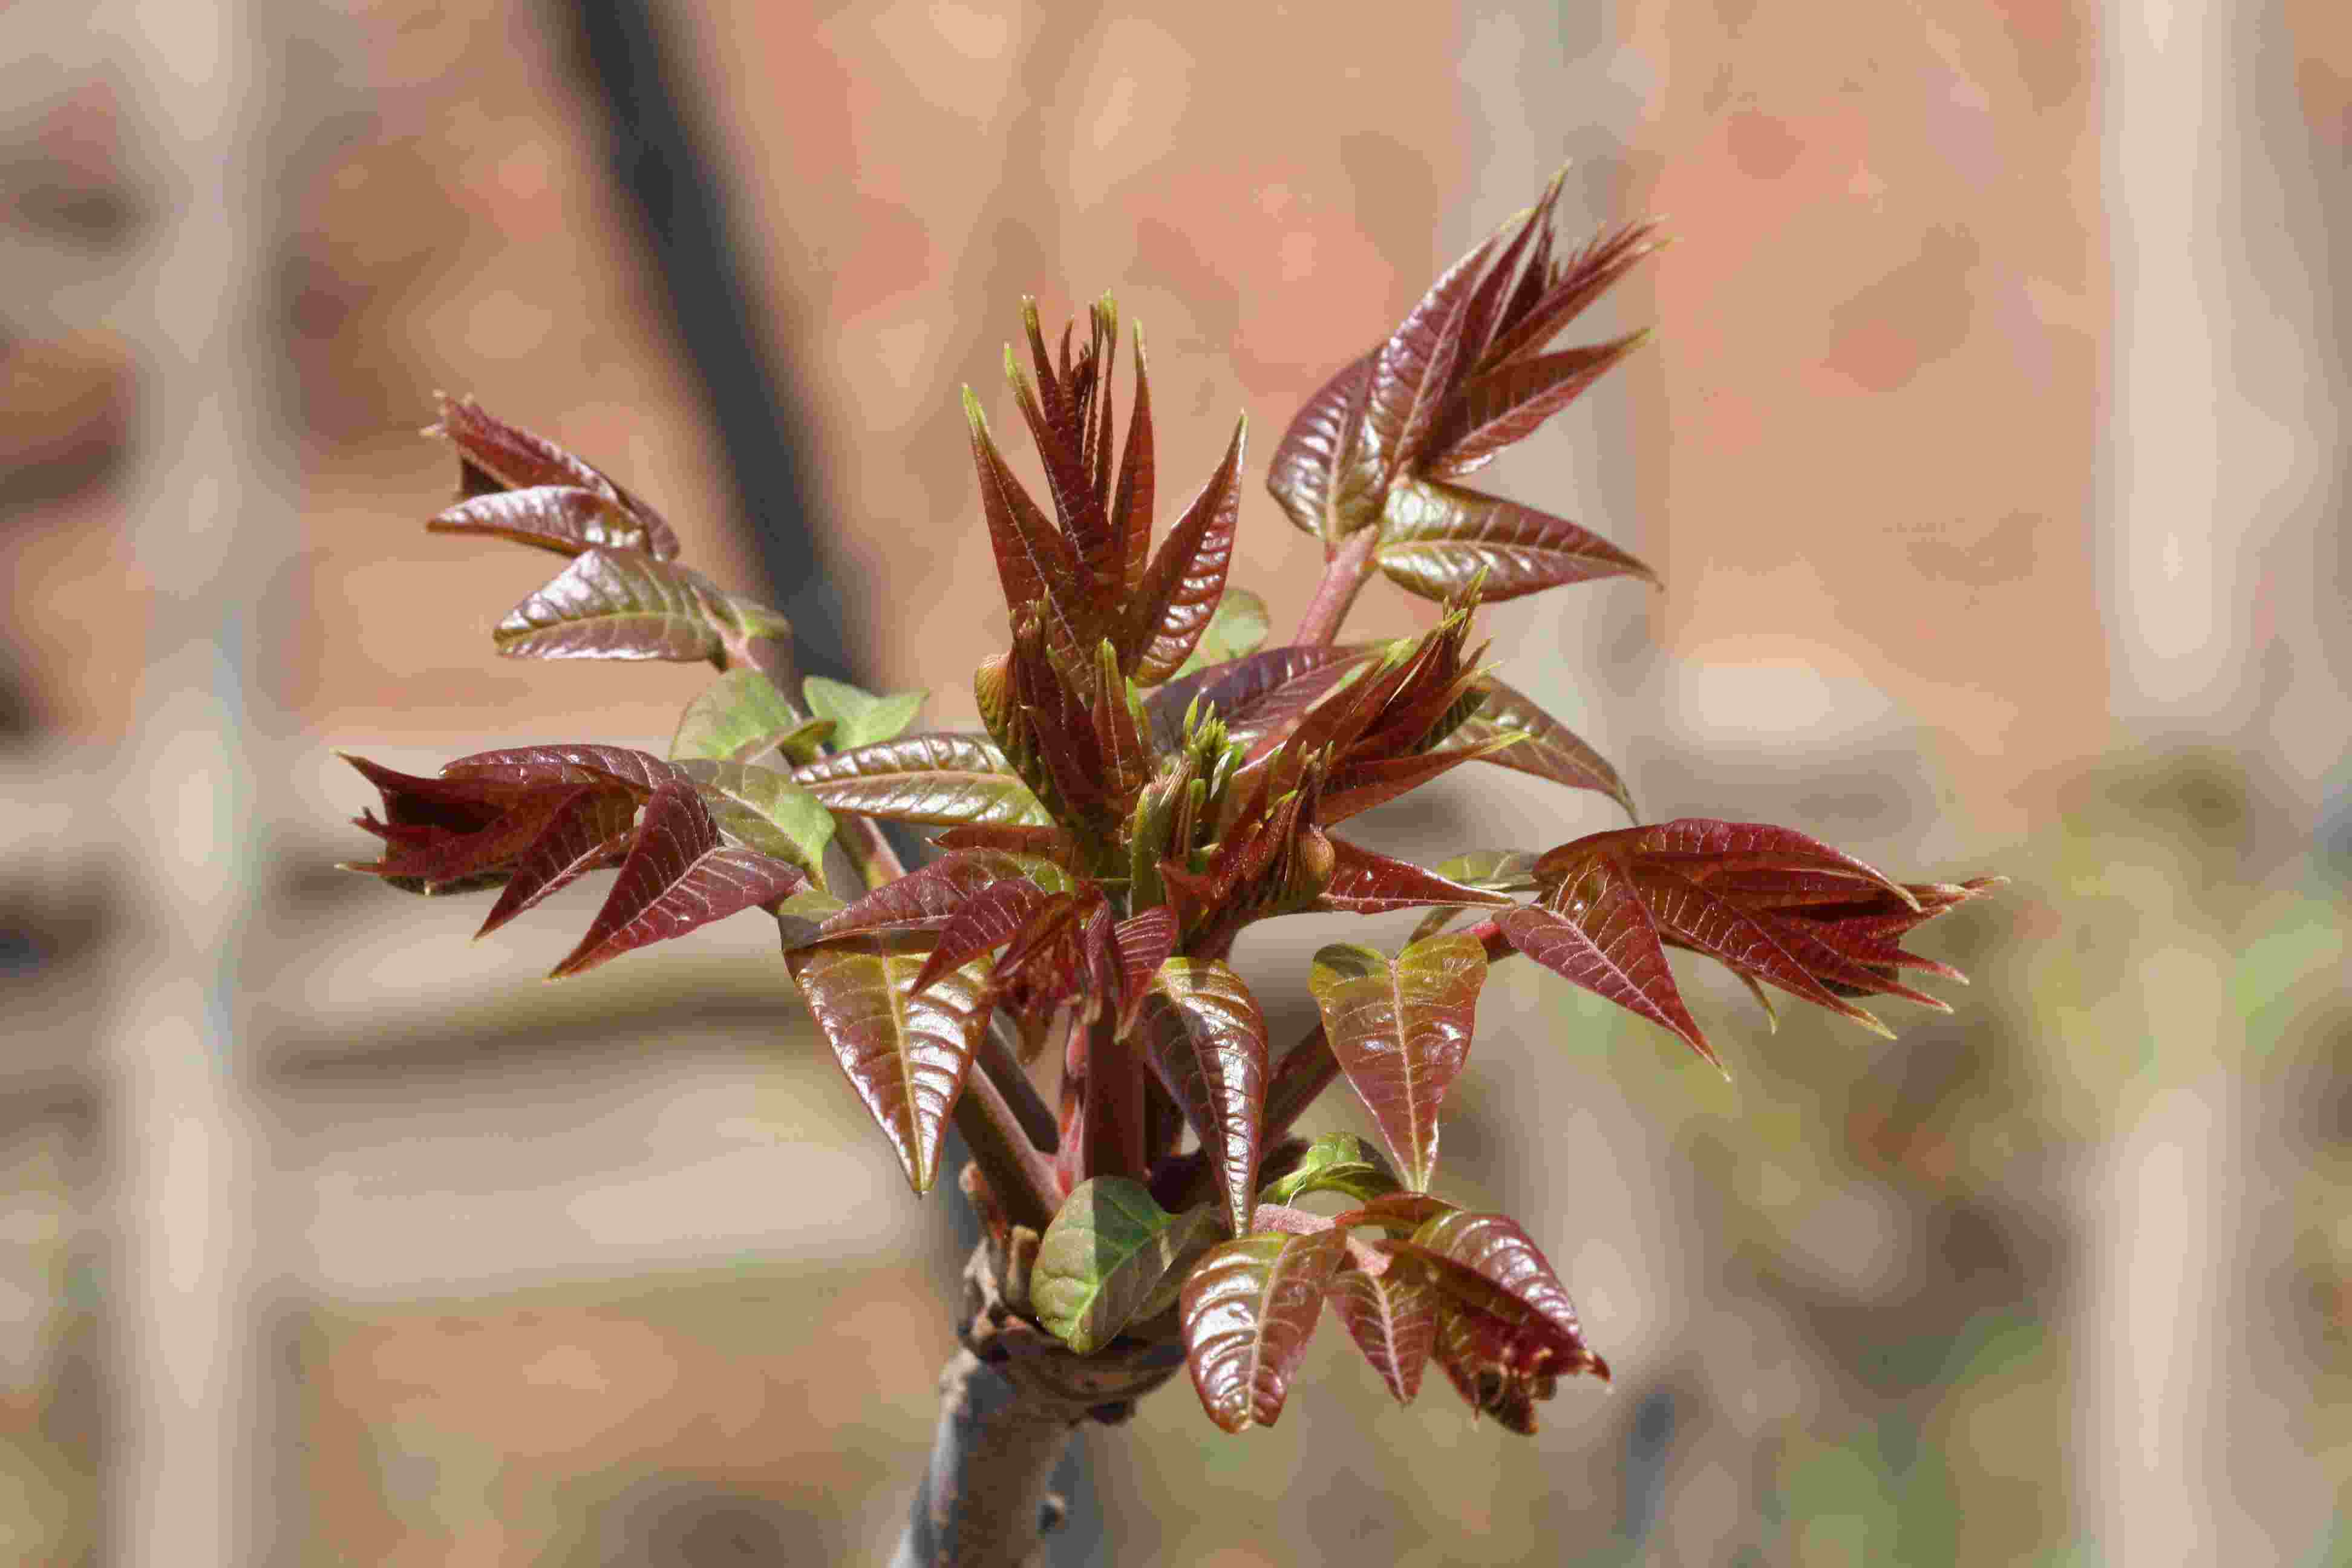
[1314,839,1517,916]
[442,743,687,795]
[1126,416,1246,683]
[1381,1210,1608,1430]
[1140,959,1270,1237]
[675,758,834,875]
[549,780,811,978]
[815,849,1071,940]
[1376,478,1656,604]
[1178,1229,1347,1432]
[803,676,928,751]
[785,936,988,1192]
[1032,1178,1221,1353]
[1257,1132,1402,1207]
[474,786,639,936]
[1436,678,1634,817]
[1308,935,1488,1189]
[1267,351,1379,541]
[1421,330,1648,479]
[1326,1252,1438,1404]
[427,486,666,558]
[964,388,1091,650]
[494,547,733,662]
[671,668,808,763]
[1365,230,1500,477]
[431,394,681,559]
[791,734,1051,828]
[1497,892,1715,1068]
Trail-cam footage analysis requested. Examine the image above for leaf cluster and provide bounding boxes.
[338,180,1998,1442]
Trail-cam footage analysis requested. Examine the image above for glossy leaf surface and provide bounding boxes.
[1178,1229,1346,1432]
[1139,958,1270,1237]
[474,786,638,936]
[1266,351,1377,541]
[431,394,681,559]
[1497,895,1714,1067]
[786,937,988,1192]
[1326,1253,1438,1404]
[550,779,811,978]
[427,486,664,559]
[815,849,1070,939]
[1308,935,1488,1189]
[1126,416,1246,682]
[495,548,732,662]
[792,734,1050,828]
[1376,477,1655,603]
[675,758,834,874]
[1031,1178,1221,1354]
[1314,839,1517,916]
[1436,677,1633,816]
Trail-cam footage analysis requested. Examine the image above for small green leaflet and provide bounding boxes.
[1032,1177,1223,1354]
[1169,587,1270,680]
[804,675,928,750]
[670,668,809,763]
[1258,1132,1404,1207]
[676,758,835,874]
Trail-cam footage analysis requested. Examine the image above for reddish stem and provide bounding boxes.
[1293,523,1382,646]
[1080,1011,1148,1181]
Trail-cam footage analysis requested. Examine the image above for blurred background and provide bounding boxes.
[4,1,2347,1563]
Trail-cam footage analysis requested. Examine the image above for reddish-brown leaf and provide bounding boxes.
[1267,351,1379,541]
[1140,958,1270,1236]
[964,391,1090,650]
[1380,1211,1604,1385]
[909,877,1054,995]
[1178,1229,1347,1432]
[442,743,687,795]
[431,395,681,560]
[1110,906,1179,1030]
[1146,643,1369,753]
[426,486,668,558]
[1376,478,1656,604]
[1126,417,1246,682]
[815,849,1072,941]
[1637,866,1893,1034]
[1325,1250,1439,1404]
[1313,839,1517,916]
[549,780,810,978]
[1422,331,1649,479]
[1435,677,1634,817]
[1497,887,1715,1067]
[474,786,639,936]
[1552,820,1914,907]
[1477,218,1662,377]
[1365,232,1501,477]
[787,935,990,1192]
[1109,321,1155,596]
[1307,936,1488,1190]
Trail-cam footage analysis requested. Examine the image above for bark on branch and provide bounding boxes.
[890,1235,1185,1567]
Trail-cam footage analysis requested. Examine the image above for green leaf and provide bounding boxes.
[494,547,735,662]
[1258,1132,1403,1207]
[771,887,846,949]
[791,734,1051,828]
[670,668,809,763]
[803,676,928,750]
[1430,850,1541,893]
[1169,587,1270,680]
[675,758,834,874]
[1032,1178,1223,1354]
[1307,935,1489,1191]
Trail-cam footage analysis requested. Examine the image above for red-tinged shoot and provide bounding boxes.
[336,177,1998,1453]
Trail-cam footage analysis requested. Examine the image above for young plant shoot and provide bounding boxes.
[339,177,1997,1562]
